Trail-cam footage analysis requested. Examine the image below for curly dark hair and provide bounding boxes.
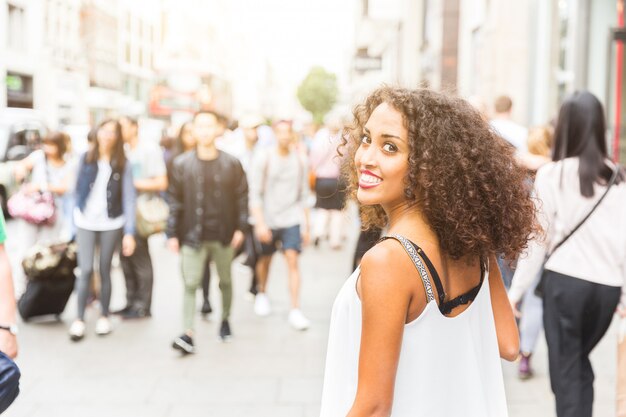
[341,86,540,260]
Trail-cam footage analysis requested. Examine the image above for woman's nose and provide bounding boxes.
[359,146,378,168]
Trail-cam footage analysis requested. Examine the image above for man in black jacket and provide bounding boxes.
[166,110,248,352]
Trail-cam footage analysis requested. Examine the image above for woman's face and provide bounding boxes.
[354,102,410,210]
[42,141,59,158]
[181,124,196,150]
[97,121,119,154]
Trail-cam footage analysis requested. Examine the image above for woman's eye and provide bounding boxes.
[382,143,397,153]
[360,135,371,145]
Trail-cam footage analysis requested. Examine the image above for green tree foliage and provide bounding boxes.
[297,66,338,125]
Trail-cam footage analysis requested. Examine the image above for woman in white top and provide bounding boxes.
[509,91,626,417]
[321,87,538,417]
[69,119,136,341]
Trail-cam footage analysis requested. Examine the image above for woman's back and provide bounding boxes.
[509,157,626,304]
[320,235,508,417]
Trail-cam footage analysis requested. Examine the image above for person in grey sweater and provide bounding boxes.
[249,120,311,330]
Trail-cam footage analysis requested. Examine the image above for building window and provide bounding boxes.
[556,0,575,103]
[7,4,26,51]
[125,42,131,64]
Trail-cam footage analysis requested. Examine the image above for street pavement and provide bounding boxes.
[2,214,621,417]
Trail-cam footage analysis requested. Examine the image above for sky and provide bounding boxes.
[183,0,357,118]
[229,0,355,80]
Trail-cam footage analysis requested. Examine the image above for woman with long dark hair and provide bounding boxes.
[509,91,626,417]
[69,119,136,341]
[166,122,195,177]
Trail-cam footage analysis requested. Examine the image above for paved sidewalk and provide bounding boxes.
[2,218,620,417]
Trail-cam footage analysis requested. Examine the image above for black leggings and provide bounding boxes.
[75,227,122,320]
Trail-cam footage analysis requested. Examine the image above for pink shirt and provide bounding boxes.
[310,129,341,179]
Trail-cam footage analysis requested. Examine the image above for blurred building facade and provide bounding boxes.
[349,0,424,102]
[1,0,234,129]
[40,0,89,126]
[1,0,45,113]
[350,0,624,158]
[152,0,233,128]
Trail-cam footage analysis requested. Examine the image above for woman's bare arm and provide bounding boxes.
[488,254,520,361]
[347,242,415,417]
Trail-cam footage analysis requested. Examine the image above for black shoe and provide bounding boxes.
[201,300,212,315]
[121,307,150,320]
[111,305,132,315]
[172,334,195,354]
[219,320,232,342]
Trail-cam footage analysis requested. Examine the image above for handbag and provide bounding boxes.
[21,240,78,281]
[136,193,169,238]
[7,188,56,226]
[534,164,619,297]
[7,157,56,225]
[0,352,20,414]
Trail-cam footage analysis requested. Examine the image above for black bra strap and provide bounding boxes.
[379,235,487,315]
[438,260,486,315]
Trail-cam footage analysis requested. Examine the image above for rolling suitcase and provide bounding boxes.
[18,241,77,321]
[18,273,75,321]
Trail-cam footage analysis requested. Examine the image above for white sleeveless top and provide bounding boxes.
[320,235,508,417]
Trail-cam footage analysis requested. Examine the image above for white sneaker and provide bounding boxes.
[69,320,85,342]
[254,293,271,316]
[288,309,311,331]
[95,317,112,336]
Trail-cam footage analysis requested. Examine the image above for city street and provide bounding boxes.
[2,214,620,417]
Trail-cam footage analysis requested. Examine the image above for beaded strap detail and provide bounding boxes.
[379,234,435,303]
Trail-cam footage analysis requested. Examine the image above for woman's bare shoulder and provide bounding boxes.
[359,239,415,292]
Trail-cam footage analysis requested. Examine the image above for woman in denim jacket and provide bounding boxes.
[69,119,136,341]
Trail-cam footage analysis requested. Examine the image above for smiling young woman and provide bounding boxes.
[319,87,540,417]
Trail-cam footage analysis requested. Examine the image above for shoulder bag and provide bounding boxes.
[534,164,619,297]
[136,193,169,238]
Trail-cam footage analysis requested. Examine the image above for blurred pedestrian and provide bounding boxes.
[196,113,232,316]
[12,131,76,291]
[69,119,136,341]
[489,95,530,289]
[219,114,267,298]
[321,87,530,416]
[166,121,195,176]
[167,110,248,352]
[309,116,347,250]
[114,116,167,319]
[509,91,626,417]
[167,122,216,316]
[527,125,554,159]
[490,95,528,151]
[351,223,382,271]
[219,114,266,172]
[516,124,554,380]
[250,120,311,330]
